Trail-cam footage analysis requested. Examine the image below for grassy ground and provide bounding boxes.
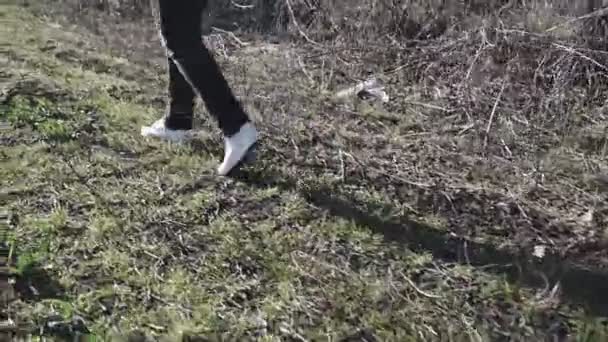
[2,2,608,341]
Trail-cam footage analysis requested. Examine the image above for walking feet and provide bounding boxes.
[141,118,258,176]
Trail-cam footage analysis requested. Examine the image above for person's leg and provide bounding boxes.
[145,0,258,175]
[140,55,195,142]
[164,57,196,130]
[158,0,250,136]
[140,2,199,141]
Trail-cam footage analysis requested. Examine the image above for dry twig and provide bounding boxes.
[483,80,506,151]
[284,0,322,46]
[400,272,442,299]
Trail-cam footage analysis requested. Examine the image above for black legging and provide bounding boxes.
[158,0,249,136]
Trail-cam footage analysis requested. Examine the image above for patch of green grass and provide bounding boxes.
[13,210,71,279]
[37,119,73,142]
[87,213,120,239]
[3,96,64,126]
[14,249,46,278]
[2,95,81,146]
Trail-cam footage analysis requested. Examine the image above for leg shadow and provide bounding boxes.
[232,167,608,317]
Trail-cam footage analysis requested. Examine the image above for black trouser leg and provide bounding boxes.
[158,0,250,136]
[165,58,196,130]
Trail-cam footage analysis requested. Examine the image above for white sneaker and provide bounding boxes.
[217,122,258,176]
[140,118,192,143]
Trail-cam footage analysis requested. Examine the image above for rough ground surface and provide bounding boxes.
[2,2,608,341]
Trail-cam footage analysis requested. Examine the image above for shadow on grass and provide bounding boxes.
[232,167,608,318]
[13,266,66,302]
[10,264,93,339]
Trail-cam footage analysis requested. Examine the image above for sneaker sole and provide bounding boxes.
[140,127,192,143]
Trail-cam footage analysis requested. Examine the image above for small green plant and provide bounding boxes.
[4,96,53,126]
[37,119,73,143]
[15,250,45,277]
[3,95,75,142]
